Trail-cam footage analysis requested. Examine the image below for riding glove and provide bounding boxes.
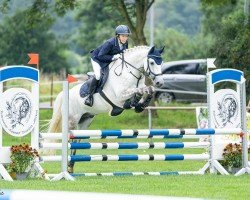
[112,54,121,61]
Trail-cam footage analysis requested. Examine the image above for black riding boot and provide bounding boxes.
[84,77,98,107]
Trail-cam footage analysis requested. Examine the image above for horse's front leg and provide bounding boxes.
[123,93,143,109]
[123,86,154,110]
[134,86,154,113]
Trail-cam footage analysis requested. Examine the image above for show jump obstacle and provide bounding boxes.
[0,66,249,181]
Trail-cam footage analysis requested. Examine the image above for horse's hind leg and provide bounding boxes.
[68,113,95,173]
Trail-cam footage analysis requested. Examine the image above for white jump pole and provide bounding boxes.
[51,81,74,181]
[235,79,250,175]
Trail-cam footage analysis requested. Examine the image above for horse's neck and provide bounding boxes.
[109,47,148,81]
[103,47,148,103]
[123,47,149,68]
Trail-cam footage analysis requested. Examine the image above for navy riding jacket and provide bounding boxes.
[91,37,128,69]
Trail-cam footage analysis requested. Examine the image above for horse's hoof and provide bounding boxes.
[135,105,144,113]
[67,167,74,174]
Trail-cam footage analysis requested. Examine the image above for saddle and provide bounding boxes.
[79,67,109,98]
[79,68,124,116]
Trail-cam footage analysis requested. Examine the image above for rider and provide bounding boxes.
[84,24,131,107]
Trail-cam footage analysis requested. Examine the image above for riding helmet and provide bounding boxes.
[115,25,131,35]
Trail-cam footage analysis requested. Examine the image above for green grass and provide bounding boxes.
[2,175,250,200]
[1,107,250,200]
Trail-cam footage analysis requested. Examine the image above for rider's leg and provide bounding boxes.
[91,59,101,80]
[84,59,100,107]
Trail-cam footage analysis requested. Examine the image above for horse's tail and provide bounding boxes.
[48,91,63,133]
[41,91,63,155]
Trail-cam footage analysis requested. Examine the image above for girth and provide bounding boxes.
[99,91,124,116]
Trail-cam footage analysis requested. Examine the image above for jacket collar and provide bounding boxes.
[114,37,119,46]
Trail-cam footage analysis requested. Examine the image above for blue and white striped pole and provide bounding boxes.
[69,128,242,139]
[40,153,209,162]
[40,141,209,150]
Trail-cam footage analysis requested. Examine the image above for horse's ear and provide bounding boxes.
[159,46,165,54]
[148,46,155,54]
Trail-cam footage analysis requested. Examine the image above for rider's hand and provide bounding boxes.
[112,54,121,61]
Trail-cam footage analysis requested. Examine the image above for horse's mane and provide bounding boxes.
[110,46,150,71]
[123,46,150,56]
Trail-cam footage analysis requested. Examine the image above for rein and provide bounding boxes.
[117,54,162,79]
[112,51,162,85]
[115,52,151,78]
[120,57,144,78]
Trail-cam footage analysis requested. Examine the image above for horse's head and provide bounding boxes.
[144,46,164,80]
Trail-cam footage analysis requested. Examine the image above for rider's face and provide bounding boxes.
[118,35,129,44]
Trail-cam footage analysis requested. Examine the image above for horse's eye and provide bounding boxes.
[150,61,154,65]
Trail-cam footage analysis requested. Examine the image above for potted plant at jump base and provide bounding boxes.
[7,143,39,180]
[219,143,243,174]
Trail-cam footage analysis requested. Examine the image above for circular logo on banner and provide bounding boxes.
[0,88,38,137]
[211,89,241,128]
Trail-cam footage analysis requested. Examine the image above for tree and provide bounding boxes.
[154,27,213,62]
[201,0,250,99]
[73,0,155,57]
[154,0,203,36]
[110,0,154,45]
[209,11,250,96]
[1,0,155,74]
[1,0,154,45]
[0,10,69,73]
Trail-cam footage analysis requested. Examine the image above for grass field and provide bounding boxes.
[1,107,250,200]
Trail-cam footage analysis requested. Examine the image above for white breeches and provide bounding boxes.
[91,59,101,80]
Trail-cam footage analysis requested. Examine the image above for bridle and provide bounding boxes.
[114,53,162,82]
[146,55,163,77]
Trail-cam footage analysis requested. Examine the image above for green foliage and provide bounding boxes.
[200,0,243,35]
[1,0,208,71]
[61,50,86,73]
[0,10,69,73]
[0,0,11,13]
[213,12,249,67]
[53,0,77,16]
[154,27,213,61]
[15,0,77,25]
[201,0,250,99]
[74,0,123,53]
[210,10,250,68]
[155,0,203,36]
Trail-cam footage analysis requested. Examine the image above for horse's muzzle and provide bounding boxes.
[153,75,163,87]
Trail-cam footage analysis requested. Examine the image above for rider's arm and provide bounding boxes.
[97,41,113,62]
